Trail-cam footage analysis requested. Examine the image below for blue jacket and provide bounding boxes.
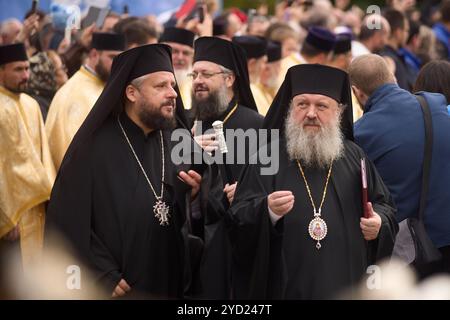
[398,47,422,73]
[433,23,450,60]
[354,84,450,248]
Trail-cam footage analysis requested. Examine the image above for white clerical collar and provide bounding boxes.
[83,64,98,77]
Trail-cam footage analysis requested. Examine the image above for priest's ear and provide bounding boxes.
[223,71,236,89]
[87,48,100,65]
[125,84,139,103]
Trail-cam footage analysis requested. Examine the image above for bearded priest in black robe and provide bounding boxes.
[188,36,264,299]
[45,44,224,299]
[229,64,398,299]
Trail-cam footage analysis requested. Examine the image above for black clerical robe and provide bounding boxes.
[229,140,398,299]
[46,113,223,298]
[191,101,264,299]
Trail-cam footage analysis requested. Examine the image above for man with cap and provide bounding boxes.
[330,33,352,71]
[232,35,269,116]
[45,32,125,170]
[159,27,196,111]
[45,44,225,298]
[278,26,336,93]
[229,64,398,299]
[189,36,263,299]
[259,41,282,113]
[0,43,55,269]
[329,33,363,122]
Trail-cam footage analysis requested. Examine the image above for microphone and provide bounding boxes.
[212,121,234,184]
[212,120,228,154]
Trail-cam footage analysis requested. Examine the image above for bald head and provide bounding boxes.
[349,54,396,96]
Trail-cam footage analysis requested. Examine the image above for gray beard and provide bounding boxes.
[191,85,230,121]
[284,109,344,169]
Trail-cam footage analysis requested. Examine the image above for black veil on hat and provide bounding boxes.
[263,64,354,141]
[0,43,28,66]
[62,44,189,167]
[193,36,258,112]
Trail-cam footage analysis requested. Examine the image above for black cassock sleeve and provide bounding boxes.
[45,142,122,295]
[365,155,399,263]
[228,161,283,299]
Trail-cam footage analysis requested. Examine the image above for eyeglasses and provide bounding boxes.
[187,71,228,80]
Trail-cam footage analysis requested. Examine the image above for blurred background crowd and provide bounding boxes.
[0,0,449,120]
[1,0,450,299]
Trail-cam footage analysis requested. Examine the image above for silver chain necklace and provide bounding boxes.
[117,116,170,226]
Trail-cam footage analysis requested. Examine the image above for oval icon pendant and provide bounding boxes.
[308,216,328,249]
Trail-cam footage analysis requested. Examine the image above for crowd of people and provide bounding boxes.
[0,0,449,299]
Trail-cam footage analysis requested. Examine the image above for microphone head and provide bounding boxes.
[211,120,228,154]
[212,120,224,130]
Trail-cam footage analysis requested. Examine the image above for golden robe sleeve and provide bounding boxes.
[250,83,272,116]
[45,67,104,170]
[0,87,54,268]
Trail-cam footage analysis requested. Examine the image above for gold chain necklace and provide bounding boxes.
[296,160,333,249]
[118,116,170,226]
[222,103,238,124]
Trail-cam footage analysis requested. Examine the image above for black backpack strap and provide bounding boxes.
[415,94,433,222]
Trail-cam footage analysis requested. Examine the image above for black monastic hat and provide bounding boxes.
[91,33,126,51]
[159,27,195,48]
[232,35,267,59]
[0,43,28,66]
[193,36,258,111]
[305,27,336,52]
[263,64,354,141]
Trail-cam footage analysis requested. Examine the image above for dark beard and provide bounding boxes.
[5,81,27,94]
[138,100,177,131]
[191,87,229,121]
[95,60,110,82]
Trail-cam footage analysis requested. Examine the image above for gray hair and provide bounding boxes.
[130,74,148,88]
[0,18,22,35]
[219,65,234,77]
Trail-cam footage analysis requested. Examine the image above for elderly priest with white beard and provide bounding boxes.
[229,64,398,300]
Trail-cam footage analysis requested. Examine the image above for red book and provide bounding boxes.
[361,158,370,218]
[174,0,197,19]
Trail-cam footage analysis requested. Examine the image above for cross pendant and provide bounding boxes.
[153,199,170,226]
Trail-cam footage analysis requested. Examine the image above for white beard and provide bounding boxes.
[174,68,191,87]
[285,108,344,169]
